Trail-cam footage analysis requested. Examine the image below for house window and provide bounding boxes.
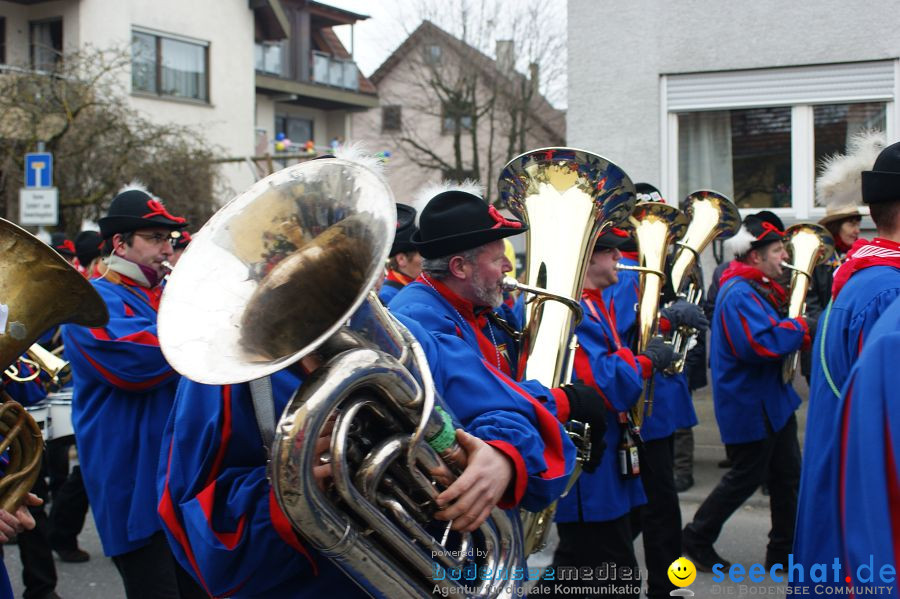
[666,61,896,220]
[441,103,473,134]
[30,18,63,71]
[275,115,313,144]
[382,105,402,132]
[424,44,441,65]
[678,107,792,209]
[255,41,283,76]
[132,29,209,102]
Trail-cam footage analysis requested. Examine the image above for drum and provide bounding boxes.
[25,401,50,441]
[47,389,74,440]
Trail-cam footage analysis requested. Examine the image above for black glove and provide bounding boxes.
[660,299,710,332]
[561,382,608,473]
[641,336,675,371]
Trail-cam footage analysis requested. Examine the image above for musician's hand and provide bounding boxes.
[0,493,40,542]
[312,415,336,493]
[661,299,709,332]
[560,383,607,473]
[434,430,513,533]
[641,336,676,371]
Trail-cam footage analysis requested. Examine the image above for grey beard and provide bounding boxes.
[472,275,503,308]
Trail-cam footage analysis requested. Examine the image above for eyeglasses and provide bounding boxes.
[133,232,176,246]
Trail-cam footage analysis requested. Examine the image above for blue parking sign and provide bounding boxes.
[25,153,53,188]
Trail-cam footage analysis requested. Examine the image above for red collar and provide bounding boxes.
[719,260,787,306]
[832,237,900,299]
[385,269,414,287]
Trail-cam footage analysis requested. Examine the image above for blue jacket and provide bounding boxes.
[709,269,804,444]
[61,274,180,557]
[795,262,900,590]
[556,288,646,523]
[158,312,574,597]
[605,256,697,441]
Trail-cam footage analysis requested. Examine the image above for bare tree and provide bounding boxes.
[0,47,220,235]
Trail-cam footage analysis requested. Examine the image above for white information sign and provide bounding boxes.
[19,188,59,226]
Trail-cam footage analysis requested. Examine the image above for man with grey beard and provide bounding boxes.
[389,186,608,478]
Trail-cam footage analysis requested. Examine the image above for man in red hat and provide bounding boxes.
[61,187,204,598]
[683,211,808,572]
[795,139,900,596]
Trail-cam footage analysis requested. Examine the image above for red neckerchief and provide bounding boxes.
[416,275,512,376]
[581,288,623,350]
[385,269,413,287]
[103,269,164,311]
[719,260,788,312]
[832,237,900,299]
[835,237,853,254]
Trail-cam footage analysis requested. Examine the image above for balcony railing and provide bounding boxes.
[311,51,358,91]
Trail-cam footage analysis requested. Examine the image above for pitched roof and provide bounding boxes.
[370,20,564,143]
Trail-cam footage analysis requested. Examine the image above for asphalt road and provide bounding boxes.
[5,379,811,598]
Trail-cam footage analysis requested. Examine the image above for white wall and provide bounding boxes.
[567,0,900,189]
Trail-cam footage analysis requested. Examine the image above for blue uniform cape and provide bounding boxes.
[709,273,804,444]
[158,313,574,597]
[556,288,646,522]
[795,264,900,588]
[605,255,697,441]
[61,275,180,557]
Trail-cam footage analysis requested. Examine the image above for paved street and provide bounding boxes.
[5,379,810,598]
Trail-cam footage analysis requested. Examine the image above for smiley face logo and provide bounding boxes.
[668,557,696,587]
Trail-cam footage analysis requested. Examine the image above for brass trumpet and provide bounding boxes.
[780,223,835,383]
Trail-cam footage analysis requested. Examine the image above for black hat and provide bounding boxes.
[635,182,665,203]
[173,230,192,251]
[594,227,631,250]
[74,230,103,265]
[50,232,75,257]
[411,190,527,259]
[744,210,785,249]
[862,140,900,204]
[98,189,187,239]
[390,204,418,256]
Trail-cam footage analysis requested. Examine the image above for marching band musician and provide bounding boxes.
[682,211,808,572]
[168,230,192,268]
[60,188,204,598]
[378,203,421,304]
[387,185,607,471]
[74,230,104,279]
[795,139,900,594]
[550,228,677,598]
[607,187,708,599]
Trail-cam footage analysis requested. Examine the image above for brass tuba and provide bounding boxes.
[780,223,835,383]
[665,190,740,374]
[498,147,637,555]
[616,202,688,427]
[158,159,525,599]
[0,217,108,511]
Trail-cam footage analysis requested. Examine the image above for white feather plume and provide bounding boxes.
[334,142,385,178]
[816,130,886,209]
[117,180,150,195]
[411,179,485,224]
[723,225,755,259]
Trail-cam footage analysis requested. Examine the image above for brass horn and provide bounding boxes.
[616,202,688,428]
[0,217,108,511]
[780,223,835,383]
[665,190,740,374]
[498,147,637,555]
[158,160,525,598]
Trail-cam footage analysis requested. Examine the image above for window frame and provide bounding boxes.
[381,105,402,133]
[29,17,63,71]
[661,60,898,222]
[0,17,6,65]
[131,27,210,104]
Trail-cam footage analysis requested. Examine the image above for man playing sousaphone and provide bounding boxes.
[156,158,578,597]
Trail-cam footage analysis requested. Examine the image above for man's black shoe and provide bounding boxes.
[682,534,731,572]
[55,547,90,563]
[674,475,694,493]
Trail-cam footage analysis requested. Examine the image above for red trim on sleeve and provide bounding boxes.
[268,489,318,575]
[738,314,780,358]
[89,328,111,341]
[573,347,614,412]
[123,303,135,317]
[658,318,672,334]
[484,439,527,508]
[613,347,639,374]
[196,482,247,550]
[482,360,568,480]
[635,355,654,379]
[73,338,175,391]
[550,387,570,423]
[777,320,797,331]
[117,330,161,346]
[158,442,212,596]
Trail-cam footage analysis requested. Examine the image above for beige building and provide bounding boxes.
[0,0,377,202]
[352,21,565,205]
